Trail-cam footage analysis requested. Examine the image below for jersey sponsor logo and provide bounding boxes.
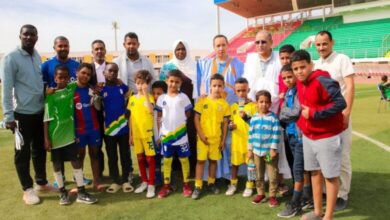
[163,101,167,106]
[203,104,208,109]
[103,92,108,97]
[218,105,223,111]
[233,110,237,115]
[131,101,135,106]
[119,89,123,95]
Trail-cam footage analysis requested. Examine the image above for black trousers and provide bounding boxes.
[105,134,131,184]
[14,112,48,191]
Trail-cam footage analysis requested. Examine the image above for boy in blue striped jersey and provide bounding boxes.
[248,90,282,208]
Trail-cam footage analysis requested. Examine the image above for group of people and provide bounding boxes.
[1,24,355,220]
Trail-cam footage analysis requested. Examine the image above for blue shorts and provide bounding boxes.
[77,129,102,148]
[161,142,191,158]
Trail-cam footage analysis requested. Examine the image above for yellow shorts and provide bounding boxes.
[231,151,247,166]
[197,137,221,161]
[133,137,156,156]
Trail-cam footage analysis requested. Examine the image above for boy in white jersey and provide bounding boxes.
[156,70,193,198]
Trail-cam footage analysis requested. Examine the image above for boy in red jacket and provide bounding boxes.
[291,50,346,220]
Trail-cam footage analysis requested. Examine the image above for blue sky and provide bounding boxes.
[0,0,245,53]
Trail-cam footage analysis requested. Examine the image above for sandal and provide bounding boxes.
[301,211,324,220]
[106,183,121,193]
[122,182,134,193]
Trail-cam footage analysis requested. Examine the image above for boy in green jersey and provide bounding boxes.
[44,65,97,205]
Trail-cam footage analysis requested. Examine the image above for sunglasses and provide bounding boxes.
[255,40,268,45]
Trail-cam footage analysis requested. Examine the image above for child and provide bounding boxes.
[248,90,281,208]
[44,65,97,205]
[277,64,312,218]
[151,80,167,186]
[379,75,390,100]
[278,44,296,196]
[100,63,133,193]
[128,70,156,198]
[192,74,230,200]
[291,50,346,220]
[155,69,193,198]
[74,63,104,192]
[225,77,257,197]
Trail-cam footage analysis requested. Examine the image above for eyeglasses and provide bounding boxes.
[255,40,268,45]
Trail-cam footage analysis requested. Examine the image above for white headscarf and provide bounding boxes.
[171,40,197,97]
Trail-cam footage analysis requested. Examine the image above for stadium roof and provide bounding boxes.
[214,0,332,18]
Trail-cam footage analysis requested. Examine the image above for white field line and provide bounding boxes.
[352,130,390,152]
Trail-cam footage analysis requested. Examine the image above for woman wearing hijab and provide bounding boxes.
[159,40,198,175]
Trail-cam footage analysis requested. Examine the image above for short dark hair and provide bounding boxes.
[291,50,311,63]
[20,24,37,34]
[54,64,69,76]
[255,90,271,102]
[281,64,293,73]
[316,30,333,41]
[135,70,153,84]
[105,62,118,70]
[77,63,93,73]
[91,39,105,48]
[210,74,225,85]
[152,80,168,93]
[279,44,295,54]
[167,69,183,81]
[54,36,69,45]
[213,34,229,45]
[235,77,248,84]
[381,75,388,82]
[124,32,138,42]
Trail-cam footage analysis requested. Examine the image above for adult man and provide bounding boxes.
[197,34,244,181]
[244,30,281,113]
[243,30,291,188]
[114,32,156,93]
[42,36,79,88]
[1,24,54,205]
[314,30,354,211]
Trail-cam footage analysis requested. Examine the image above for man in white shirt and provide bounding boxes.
[314,30,355,211]
[114,32,156,93]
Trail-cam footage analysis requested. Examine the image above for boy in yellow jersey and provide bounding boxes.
[192,74,230,200]
[225,78,257,197]
[128,70,156,198]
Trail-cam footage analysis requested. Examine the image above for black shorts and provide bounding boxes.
[51,143,78,163]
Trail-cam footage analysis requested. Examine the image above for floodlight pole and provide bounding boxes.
[112,21,119,52]
[216,6,221,34]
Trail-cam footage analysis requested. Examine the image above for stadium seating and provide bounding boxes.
[276,16,390,59]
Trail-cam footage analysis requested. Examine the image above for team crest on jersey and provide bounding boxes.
[233,110,237,115]
[131,102,135,106]
[75,103,82,110]
[203,104,208,109]
[103,92,108,97]
[119,89,123,95]
[217,105,223,111]
[163,101,167,106]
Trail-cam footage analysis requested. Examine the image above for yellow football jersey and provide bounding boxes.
[127,94,154,139]
[231,102,257,153]
[194,97,230,139]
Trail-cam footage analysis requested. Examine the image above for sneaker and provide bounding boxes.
[225,184,237,196]
[301,211,324,220]
[278,184,289,196]
[59,190,70,205]
[242,188,253,197]
[35,183,58,192]
[252,195,266,204]
[301,198,314,211]
[23,188,40,205]
[146,185,155,198]
[134,182,148,194]
[269,197,279,207]
[208,184,219,194]
[277,201,302,218]
[76,192,98,204]
[334,198,348,211]
[158,184,172,198]
[182,183,192,197]
[192,187,202,200]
